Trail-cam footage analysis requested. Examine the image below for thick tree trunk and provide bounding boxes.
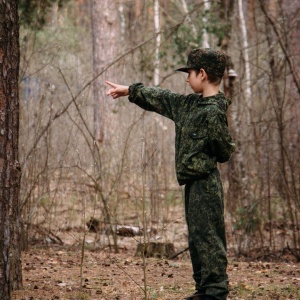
[91,0,119,143]
[90,0,120,253]
[0,0,22,298]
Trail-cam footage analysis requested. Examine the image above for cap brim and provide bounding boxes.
[175,66,190,73]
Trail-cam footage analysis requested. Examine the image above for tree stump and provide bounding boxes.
[135,242,175,259]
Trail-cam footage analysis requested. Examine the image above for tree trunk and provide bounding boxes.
[91,0,119,143]
[90,0,120,253]
[262,0,300,257]
[237,0,251,198]
[0,0,22,298]
[153,0,161,86]
[180,0,197,40]
[201,0,210,48]
[238,0,251,110]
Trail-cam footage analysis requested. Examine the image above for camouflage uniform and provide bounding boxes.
[128,48,235,300]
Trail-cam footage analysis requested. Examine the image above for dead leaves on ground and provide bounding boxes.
[12,247,300,300]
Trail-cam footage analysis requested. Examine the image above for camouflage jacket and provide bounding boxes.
[128,83,235,185]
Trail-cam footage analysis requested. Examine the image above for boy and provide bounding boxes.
[106,48,235,300]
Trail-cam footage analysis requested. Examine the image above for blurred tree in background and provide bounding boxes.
[19,0,67,29]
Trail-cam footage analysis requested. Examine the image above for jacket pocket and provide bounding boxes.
[178,129,216,179]
[188,129,207,153]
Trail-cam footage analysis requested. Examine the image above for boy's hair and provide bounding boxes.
[176,48,227,81]
[206,73,222,85]
[194,69,222,85]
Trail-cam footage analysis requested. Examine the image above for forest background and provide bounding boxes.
[11,0,300,298]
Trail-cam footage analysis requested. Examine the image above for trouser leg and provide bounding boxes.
[184,169,229,300]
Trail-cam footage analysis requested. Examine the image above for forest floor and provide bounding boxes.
[11,237,300,300]
[11,190,300,300]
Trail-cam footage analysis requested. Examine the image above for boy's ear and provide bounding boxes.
[199,68,207,79]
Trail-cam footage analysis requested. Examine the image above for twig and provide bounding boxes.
[170,247,189,259]
[258,0,300,94]
[21,3,206,168]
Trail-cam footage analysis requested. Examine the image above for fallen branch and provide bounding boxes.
[170,246,189,259]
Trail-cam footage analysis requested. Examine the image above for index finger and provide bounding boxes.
[105,81,117,88]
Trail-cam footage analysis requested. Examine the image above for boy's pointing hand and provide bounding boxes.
[105,81,129,99]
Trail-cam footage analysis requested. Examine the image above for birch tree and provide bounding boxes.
[180,0,197,40]
[238,0,251,110]
[154,0,161,86]
[201,0,210,48]
[0,0,22,298]
[230,0,254,253]
[237,0,251,185]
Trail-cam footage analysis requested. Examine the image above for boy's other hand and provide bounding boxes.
[105,81,129,99]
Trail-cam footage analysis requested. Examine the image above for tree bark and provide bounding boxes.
[0,0,22,298]
[90,0,120,253]
[154,0,161,86]
[201,0,210,48]
[238,0,251,110]
[91,0,119,143]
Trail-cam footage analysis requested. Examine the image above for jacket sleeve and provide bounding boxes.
[128,82,185,122]
[207,110,235,163]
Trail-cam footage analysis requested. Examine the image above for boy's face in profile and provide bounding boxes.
[186,69,204,94]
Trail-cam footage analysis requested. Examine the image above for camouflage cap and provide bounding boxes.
[176,48,227,77]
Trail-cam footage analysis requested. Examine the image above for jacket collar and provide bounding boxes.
[198,92,231,112]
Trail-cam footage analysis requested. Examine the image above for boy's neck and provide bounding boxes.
[201,84,220,98]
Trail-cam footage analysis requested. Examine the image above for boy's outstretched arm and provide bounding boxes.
[106,81,184,122]
[105,81,129,99]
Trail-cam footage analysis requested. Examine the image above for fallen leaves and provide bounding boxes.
[12,247,300,300]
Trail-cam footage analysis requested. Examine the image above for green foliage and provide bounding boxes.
[19,0,68,30]
[201,5,232,44]
[158,1,231,75]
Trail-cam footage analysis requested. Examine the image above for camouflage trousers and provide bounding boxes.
[184,168,229,300]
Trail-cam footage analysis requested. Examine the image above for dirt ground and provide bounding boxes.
[11,239,300,300]
[11,191,300,300]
